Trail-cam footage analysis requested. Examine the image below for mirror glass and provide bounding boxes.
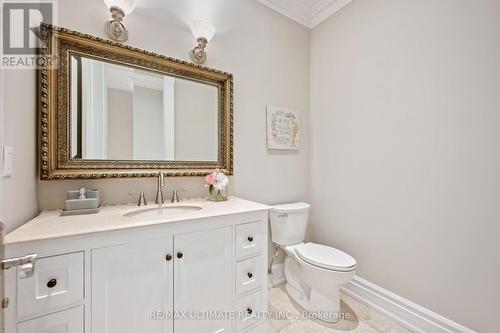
[69,54,219,161]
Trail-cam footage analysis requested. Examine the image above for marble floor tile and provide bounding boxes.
[280,319,329,333]
[268,286,302,321]
[340,294,371,321]
[363,310,395,332]
[386,324,414,333]
[349,322,384,333]
[268,303,297,333]
[268,286,415,333]
[279,319,380,333]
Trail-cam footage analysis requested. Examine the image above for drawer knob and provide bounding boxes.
[247,236,254,242]
[247,272,253,279]
[246,307,253,315]
[47,279,57,288]
[165,254,172,261]
[177,252,183,259]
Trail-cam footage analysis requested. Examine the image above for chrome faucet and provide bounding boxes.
[129,191,147,206]
[155,171,165,205]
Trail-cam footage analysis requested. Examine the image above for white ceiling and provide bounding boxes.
[256,0,352,28]
[132,0,351,31]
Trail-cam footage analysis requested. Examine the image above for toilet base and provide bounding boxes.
[285,282,342,323]
[283,250,351,323]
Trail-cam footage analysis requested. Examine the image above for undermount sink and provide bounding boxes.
[124,205,203,219]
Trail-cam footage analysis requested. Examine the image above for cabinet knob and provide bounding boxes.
[177,252,183,259]
[246,308,253,315]
[47,279,57,288]
[247,236,254,242]
[247,272,253,279]
[165,254,172,261]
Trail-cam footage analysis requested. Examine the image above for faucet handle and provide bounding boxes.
[155,171,165,205]
[171,189,180,203]
[129,191,147,206]
[158,171,165,187]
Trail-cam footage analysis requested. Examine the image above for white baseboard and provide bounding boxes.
[341,276,477,333]
[268,263,286,287]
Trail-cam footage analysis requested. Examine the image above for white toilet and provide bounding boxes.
[270,202,357,322]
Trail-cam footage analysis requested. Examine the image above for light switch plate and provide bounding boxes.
[3,146,13,177]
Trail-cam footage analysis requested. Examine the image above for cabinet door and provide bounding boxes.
[92,238,173,333]
[174,227,233,333]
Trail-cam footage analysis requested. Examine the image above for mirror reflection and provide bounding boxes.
[69,54,219,161]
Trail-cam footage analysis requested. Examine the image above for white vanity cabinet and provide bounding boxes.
[3,198,269,333]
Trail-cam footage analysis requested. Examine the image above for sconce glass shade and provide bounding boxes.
[104,0,135,15]
[190,20,216,42]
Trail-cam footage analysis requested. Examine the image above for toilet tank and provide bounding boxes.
[270,202,311,246]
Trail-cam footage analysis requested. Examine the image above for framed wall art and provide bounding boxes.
[266,105,300,150]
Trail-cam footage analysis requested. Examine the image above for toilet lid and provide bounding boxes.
[294,243,357,272]
[271,202,310,213]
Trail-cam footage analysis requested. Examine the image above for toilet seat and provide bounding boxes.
[294,242,357,272]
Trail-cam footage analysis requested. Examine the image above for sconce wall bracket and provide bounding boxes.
[105,5,129,42]
[190,37,208,64]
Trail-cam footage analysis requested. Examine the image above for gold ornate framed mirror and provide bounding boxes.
[39,24,233,180]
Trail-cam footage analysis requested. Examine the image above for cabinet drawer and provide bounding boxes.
[235,289,265,332]
[18,306,84,333]
[17,252,84,318]
[235,256,263,296]
[235,222,265,259]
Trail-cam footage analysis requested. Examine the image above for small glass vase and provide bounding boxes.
[209,188,228,202]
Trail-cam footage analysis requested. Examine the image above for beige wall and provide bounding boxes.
[310,1,500,332]
[2,0,310,220]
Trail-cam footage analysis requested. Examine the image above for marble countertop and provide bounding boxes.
[6,196,270,245]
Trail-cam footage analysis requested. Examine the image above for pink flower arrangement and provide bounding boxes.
[204,172,218,186]
[205,168,229,196]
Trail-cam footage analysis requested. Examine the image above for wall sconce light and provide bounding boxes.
[104,0,135,42]
[189,20,216,65]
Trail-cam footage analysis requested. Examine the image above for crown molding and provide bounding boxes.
[257,0,312,28]
[310,0,353,27]
[257,0,352,29]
